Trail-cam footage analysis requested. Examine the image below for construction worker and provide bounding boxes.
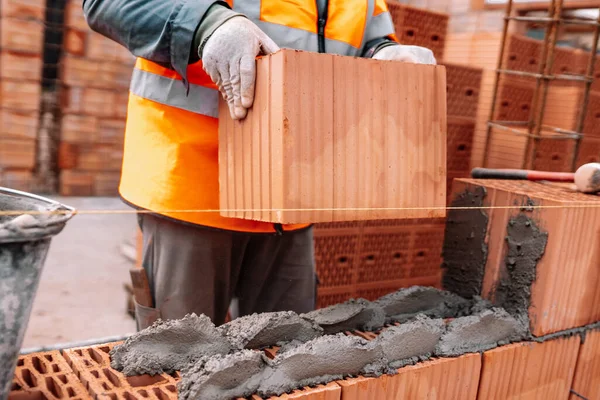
[82,0,436,330]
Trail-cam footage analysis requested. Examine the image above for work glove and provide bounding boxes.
[202,16,280,120]
[373,44,437,65]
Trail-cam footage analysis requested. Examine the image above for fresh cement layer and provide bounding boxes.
[442,186,489,298]
[219,311,323,349]
[374,315,444,367]
[300,299,386,334]
[493,211,548,318]
[435,308,527,357]
[257,334,388,397]
[374,286,470,322]
[110,313,232,375]
[178,350,265,400]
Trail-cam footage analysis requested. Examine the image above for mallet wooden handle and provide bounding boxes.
[471,168,575,182]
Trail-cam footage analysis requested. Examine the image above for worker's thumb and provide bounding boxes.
[257,30,280,55]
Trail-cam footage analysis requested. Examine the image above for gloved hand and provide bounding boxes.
[202,16,280,120]
[372,44,437,65]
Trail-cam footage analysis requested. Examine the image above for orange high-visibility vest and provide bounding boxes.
[119,0,397,232]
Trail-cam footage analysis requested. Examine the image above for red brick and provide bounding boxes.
[10,350,88,400]
[444,63,483,119]
[0,138,36,169]
[1,79,41,111]
[58,170,94,196]
[478,336,580,399]
[0,17,44,54]
[60,114,99,143]
[219,49,447,223]
[64,29,87,57]
[339,353,481,400]
[570,328,600,400]
[0,51,42,81]
[447,179,600,336]
[0,109,39,140]
[0,169,35,192]
[0,0,45,20]
[63,0,88,31]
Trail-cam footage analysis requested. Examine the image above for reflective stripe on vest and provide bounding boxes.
[130,68,219,117]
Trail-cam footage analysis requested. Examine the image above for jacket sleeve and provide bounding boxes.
[82,0,226,84]
[361,0,399,58]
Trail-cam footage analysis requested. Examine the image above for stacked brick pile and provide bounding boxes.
[57,0,134,196]
[447,30,600,172]
[0,0,45,192]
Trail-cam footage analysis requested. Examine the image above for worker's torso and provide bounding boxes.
[120,0,395,232]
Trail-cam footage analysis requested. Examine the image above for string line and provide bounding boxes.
[3,203,600,216]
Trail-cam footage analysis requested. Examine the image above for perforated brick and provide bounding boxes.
[504,34,542,79]
[447,117,475,173]
[494,78,535,123]
[10,351,87,400]
[316,288,356,309]
[314,231,360,287]
[386,2,448,61]
[444,64,483,119]
[62,342,179,400]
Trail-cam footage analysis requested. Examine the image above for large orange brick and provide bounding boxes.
[477,336,580,400]
[1,0,45,20]
[570,328,600,400]
[338,353,481,400]
[0,17,43,54]
[219,49,447,223]
[443,179,600,336]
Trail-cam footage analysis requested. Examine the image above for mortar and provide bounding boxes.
[0,187,74,400]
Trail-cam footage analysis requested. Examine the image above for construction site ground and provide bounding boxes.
[22,197,136,349]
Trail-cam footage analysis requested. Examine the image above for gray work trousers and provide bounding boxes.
[134,213,316,330]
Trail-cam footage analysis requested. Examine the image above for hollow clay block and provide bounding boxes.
[300,299,386,334]
[435,308,527,357]
[178,350,266,400]
[374,315,445,367]
[374,286,470,322]
[110,313,232,375]
[220,311,323,349]
[257,334,388,397]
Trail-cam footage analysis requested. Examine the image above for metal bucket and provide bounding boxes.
[0,187,74,400]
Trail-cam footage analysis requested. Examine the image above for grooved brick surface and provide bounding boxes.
[448,179,600,336]
[338,353,481,400]
[477,336,580,400]
[219,49,447,224]
[447,117,475,173]
[10,351,88,400]
[570,328,600,400]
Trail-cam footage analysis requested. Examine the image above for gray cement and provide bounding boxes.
[442,186,489,298]
[300,299,385,334]
[493,212,547,318]
[435,308,527,357]
[219,311,323,349]
[374,315,444,368]
[257,334,387,397]
[178,350,266,400]
[110,313,232,375]
[374,286,470,322]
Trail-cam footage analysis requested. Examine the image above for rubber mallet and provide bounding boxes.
[471,162,600,194]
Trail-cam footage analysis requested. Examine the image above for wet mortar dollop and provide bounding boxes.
[374,286,470,322]
[442,186,489,298]
[219,311,323,349]
[110,313,232,376]
[435,308,528,357]
[300,298,386,334]
[493,211,548,320]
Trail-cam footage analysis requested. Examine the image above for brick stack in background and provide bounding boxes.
[386,1,448,61]
[57,0,134,196]
[0,0,45,192]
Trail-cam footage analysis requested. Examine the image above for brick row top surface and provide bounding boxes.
[455,179,600,204]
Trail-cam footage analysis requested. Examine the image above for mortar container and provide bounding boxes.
[0,188,75,400]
